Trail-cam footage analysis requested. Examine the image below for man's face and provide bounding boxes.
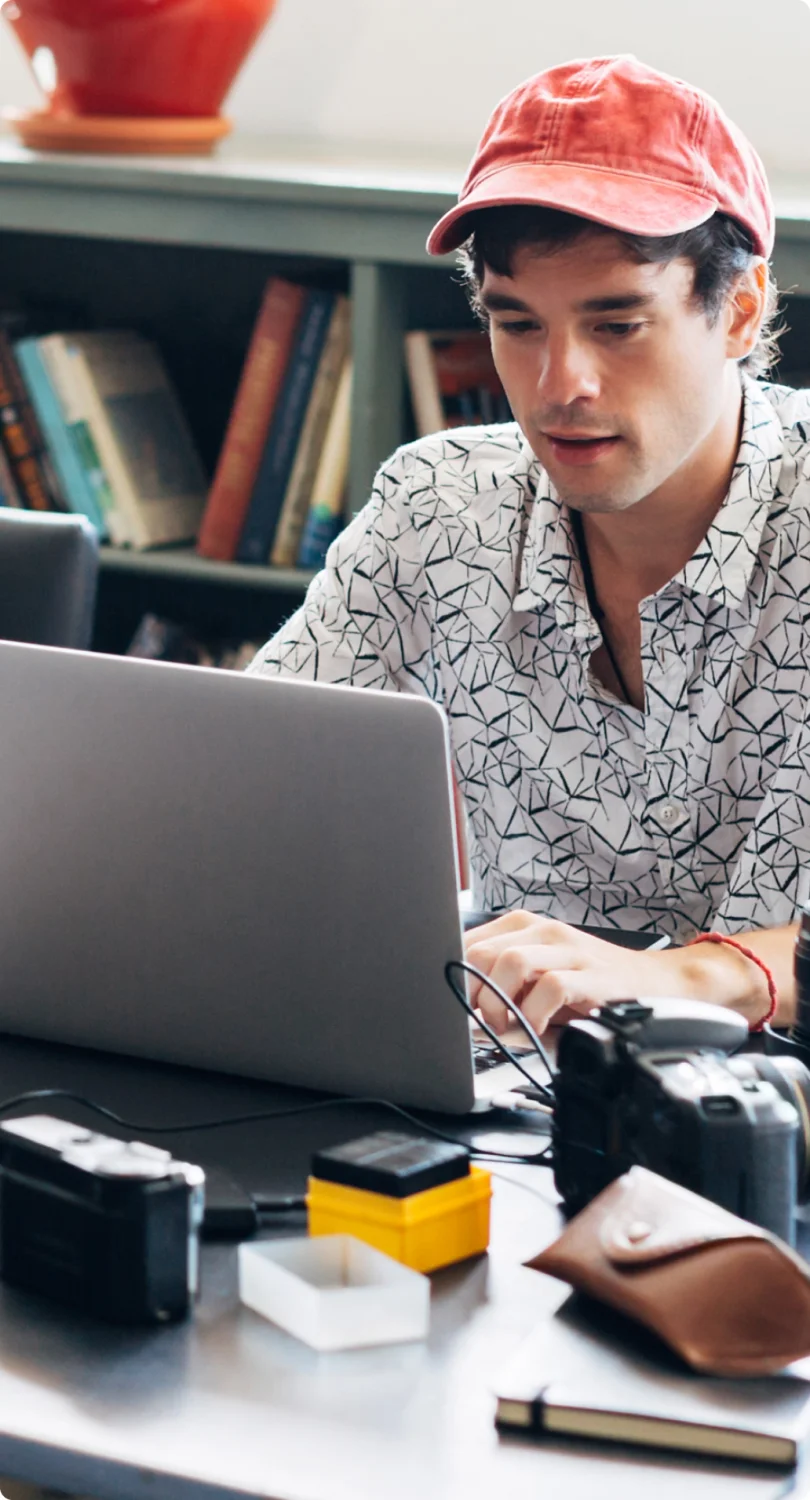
[481,233,737,514]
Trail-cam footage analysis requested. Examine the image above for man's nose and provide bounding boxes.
[537,334,600,408]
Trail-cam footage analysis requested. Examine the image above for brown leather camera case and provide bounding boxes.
[528,1167,810,1376]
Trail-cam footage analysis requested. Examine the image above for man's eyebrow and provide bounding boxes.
[478,290,534,313]
[478,289,657,315]
[575,293,657,313]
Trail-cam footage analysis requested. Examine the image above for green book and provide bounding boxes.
[14,336,107,535]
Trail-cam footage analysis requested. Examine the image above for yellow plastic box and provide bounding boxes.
[306,1165,492,1273]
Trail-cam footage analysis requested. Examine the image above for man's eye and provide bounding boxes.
[496,320,538,336]
[598,321,643,338]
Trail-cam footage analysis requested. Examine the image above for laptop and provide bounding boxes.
[0,639,568,1114]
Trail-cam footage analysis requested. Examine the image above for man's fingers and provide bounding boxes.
[464,912,576,954]
[470,945,581,1032]
[518,967,633,1033]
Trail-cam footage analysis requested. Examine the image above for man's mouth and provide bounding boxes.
[542,432,622,466]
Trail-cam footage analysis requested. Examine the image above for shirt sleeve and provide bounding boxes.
[246,447,440,698]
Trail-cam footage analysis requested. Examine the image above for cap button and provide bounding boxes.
[626,1219,652,1243]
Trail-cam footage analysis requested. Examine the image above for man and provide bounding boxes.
[249,55,809,1037]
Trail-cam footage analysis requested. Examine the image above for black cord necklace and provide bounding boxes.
[570,511,633,706]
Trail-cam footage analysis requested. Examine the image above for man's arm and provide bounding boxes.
[677,923,797,1028]
[464,911,798,1033]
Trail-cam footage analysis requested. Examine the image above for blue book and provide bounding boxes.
[14,338,106,534]
[297,507,343,570]
[236,288,335,564]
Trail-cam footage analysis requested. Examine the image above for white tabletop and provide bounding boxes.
[0,1034,792,1500]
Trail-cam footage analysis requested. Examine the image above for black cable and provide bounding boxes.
[0,1087,551,1166]
[444,959,555,1102]
[570,510,633,707]
[447,958,556,1081]
[253,1195,307,1216]
[0,958,563,1174]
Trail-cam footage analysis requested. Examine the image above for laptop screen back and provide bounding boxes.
[0,643,471,1111]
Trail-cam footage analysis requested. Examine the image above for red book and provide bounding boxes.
[196,277,307,561]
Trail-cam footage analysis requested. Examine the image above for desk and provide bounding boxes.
[0,1034,792,1500]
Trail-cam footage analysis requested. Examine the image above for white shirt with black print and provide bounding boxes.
[248,375,810,942]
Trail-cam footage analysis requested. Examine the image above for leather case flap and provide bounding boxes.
[597,1168,767,1266]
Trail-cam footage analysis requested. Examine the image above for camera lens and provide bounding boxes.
[749,1054,810,1201]
[792,903,810,1053]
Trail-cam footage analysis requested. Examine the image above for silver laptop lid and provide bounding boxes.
[0,642,472,1112]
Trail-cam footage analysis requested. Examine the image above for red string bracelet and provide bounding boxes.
[687,932,778,1032]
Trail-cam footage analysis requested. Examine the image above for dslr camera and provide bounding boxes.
[552,995,810,1246]
[0,1115,205,1322]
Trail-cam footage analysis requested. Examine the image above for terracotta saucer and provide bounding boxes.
[4,109,232,155]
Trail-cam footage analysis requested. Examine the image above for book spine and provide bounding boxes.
[404,330,444,438]
[0,439,23,506]
[68,330,207,550]
[0,330,64,511]
[236,288,336,565]
[296,356,352,570]
[37,335,110,535]
[270,295,351,568]
[196,277,307,562]
[13,338,102,526]
[59,338,137,546]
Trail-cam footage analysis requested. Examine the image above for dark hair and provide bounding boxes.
[458,206,782,377]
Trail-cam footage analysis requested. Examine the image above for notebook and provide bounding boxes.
[494,1295,810,1467]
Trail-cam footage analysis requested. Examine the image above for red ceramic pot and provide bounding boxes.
[1,0,278,118]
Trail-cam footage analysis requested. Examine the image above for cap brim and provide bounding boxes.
[426,160,718,255]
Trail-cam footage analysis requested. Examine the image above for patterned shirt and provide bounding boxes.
[248,375,810,942]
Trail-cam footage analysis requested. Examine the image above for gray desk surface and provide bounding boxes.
[0,1034,793,1500]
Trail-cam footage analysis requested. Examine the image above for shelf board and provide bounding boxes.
[0,136,459,266]
[98,545,316,594]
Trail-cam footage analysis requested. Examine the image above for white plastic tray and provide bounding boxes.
[238,1233,431,1351]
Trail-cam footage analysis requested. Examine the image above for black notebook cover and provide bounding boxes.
[495,1296,810,1467]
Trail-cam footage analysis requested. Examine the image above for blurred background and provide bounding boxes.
[1,0,805,180]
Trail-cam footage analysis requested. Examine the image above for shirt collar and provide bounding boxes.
[515,461,595,638]
[513,374,785,630]
[676,375,784,611]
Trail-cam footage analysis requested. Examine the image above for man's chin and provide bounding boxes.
[560,490,644,515]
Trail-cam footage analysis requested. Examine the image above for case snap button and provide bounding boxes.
[626,1220,652,1243]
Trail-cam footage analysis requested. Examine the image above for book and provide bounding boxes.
[270,294,351,567]
[236,287,336,564]
[0,328,64,512]
[494,1295,810,1467]
[197,277,308,562]
[14,337,106,531]
[41,333,131,545]
[55,330,208,549]
[37,334,117,536]
[0,440,22,506]
[404,329,510,437]
[296,355,352,570]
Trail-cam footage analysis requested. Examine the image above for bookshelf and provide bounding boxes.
[0,138,808,652]
[99,545,316,594]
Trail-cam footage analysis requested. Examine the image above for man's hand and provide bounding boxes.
[463,910,776,1033]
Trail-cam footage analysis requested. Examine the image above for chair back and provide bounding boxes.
[0,510,99,650]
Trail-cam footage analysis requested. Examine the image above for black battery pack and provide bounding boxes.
[311,1131,470,1198]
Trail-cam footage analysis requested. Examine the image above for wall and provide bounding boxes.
[1,0,809,182]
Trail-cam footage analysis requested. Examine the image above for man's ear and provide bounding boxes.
[726,259,769,362]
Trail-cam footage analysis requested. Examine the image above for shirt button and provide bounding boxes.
[659,801,684,827]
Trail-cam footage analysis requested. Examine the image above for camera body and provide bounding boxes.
[553,999,803,1244]
[0,1115,205,1323]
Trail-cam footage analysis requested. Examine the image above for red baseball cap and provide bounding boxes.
[427,55,774,259]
